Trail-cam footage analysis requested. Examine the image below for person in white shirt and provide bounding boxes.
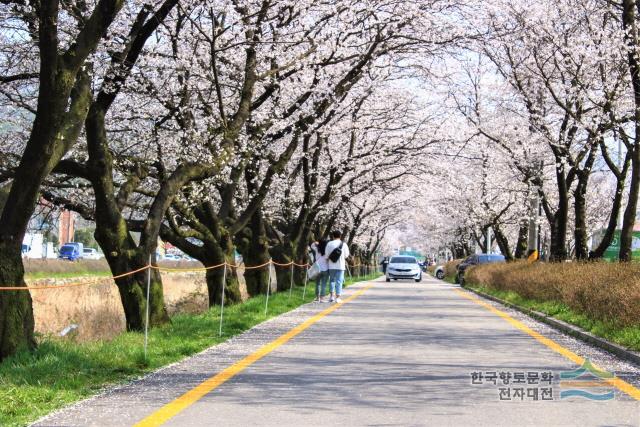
[310,239,329,302]
[324,230,351,303]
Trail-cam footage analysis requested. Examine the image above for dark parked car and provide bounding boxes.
[456,254,505,285]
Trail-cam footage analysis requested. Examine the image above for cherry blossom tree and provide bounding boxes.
[0,0,176,360]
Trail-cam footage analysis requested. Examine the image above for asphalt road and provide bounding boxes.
[35,276,640,427]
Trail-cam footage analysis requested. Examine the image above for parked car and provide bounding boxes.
[59,242,84,261]
[82,247,103,260]
[456,254,506,285]
[434,265,445,280]
[385,256,422,282]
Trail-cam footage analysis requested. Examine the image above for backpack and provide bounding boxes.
[328,242,344,263]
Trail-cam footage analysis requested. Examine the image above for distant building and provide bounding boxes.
[58,210,75,245]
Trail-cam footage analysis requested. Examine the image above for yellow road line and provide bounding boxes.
[134,283,375,427]
[453,288,640,401]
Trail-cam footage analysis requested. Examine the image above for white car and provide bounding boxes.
[385,256,422,282]
[82,247,103,260]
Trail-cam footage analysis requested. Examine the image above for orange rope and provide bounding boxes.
[292,262,310,267]
[240,261,272,270]
[0,259,371,291]
[0,264,151,291]
[151,262,226,272]
[271,260,293,267]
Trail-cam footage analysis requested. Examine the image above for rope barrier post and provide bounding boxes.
[302,265,308,301]
[144,255,151,360]
[288,263,294,300]
[265,260,272,316]
[219,262,227,337]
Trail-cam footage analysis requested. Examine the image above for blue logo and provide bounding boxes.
[560,359,615,401]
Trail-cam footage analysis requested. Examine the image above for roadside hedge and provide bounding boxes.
[465,261,640,328]
[443,259,462,280]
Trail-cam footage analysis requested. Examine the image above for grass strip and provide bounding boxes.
[466,284,640,353]
[0,274,380,426]
[25,271,112,281]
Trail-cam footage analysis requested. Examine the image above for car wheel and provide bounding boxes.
[386,277,390,282]
[436,270,444,280]
[415,277,421,283]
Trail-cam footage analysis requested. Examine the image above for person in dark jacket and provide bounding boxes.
[381,256,389,273]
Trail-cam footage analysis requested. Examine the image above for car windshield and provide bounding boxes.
[390,257,416,264]
[60,246,74,254]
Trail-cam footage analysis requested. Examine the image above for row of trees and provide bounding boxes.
[416,0,640,263]
[0,0,465,360]
[4,0,638,363]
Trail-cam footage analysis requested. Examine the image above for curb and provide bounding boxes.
[463,286,640,367]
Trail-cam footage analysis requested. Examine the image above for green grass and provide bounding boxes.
[0,273,380,426]
[467,284,640,352]
[24,271,111,280]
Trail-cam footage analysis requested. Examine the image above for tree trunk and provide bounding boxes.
[474,230,487,254]
[574,185,589,260]
[294,228,312,284]
[549,212,568,262]
[492,224,513,261]
[202,236,242,306]
[574,149,596,260]
[0,71,90,360]
[514,220,529,259]
[269,241,295,292]
[96,224,169,330]
[591,176,626,259]
[205,264,241,306]
[88,99,171,330]
[106,253,169,330]
[620,144,640,261]
[237,210,271,297]
[620,0,640,262]
[0,242,36,360]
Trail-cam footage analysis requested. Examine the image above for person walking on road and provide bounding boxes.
[310,239,329,302]
[381,256,389,273]
[325,230,350,303]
